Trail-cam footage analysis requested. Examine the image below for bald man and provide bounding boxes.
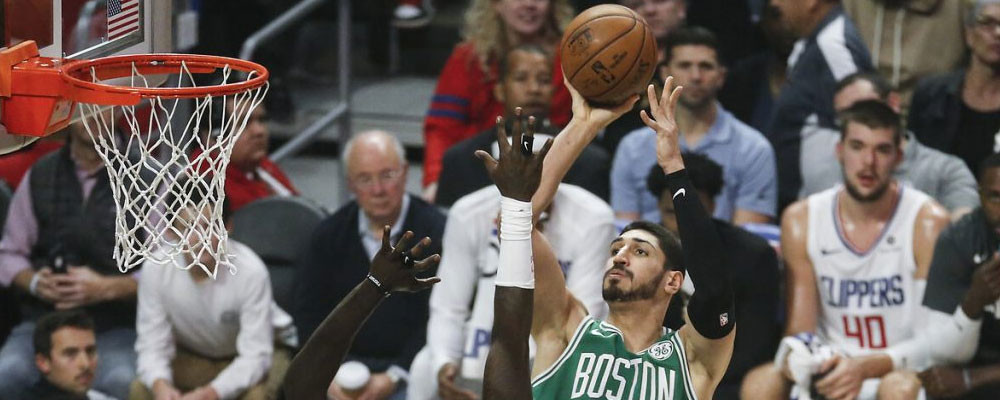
[291,131,446,400]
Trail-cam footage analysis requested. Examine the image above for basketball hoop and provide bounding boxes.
[1,41,269,277]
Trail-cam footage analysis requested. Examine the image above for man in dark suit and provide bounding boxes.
[292,130,446,400]
[434,44,611,208]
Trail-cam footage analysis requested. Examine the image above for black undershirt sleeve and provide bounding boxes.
[665,169,735,339]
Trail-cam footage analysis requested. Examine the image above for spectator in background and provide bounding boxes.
[408,183,614,400]
[909,0,1000,177]
[212,104,298,214]
[422,0,574,202]
[435,45,611,207]
[600,0,689,156]
[719,3,797,133]
[843,0,967,111]
[613,27,777,225]
[742,101,950,400]
[130,192,290,400]
[0,122,138,400]
[800,72,979,217]
[619,0,687,49]
[292,130,445,400]
[27,310,113,400]
[0,133,64,190]
[918,154,1000,399]
[768,0,874,211]
[646,153,780,400]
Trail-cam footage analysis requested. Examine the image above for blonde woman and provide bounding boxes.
[422,0,574,201]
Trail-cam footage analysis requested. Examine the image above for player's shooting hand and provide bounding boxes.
[357,373,396,400]
[813,355,864,400]
[369,227,441,294]
[438,363,479,400]
[640,77,685,174]
[52,266,110,309]
[565,76,639,131]
[919,366,972,398]
[964,253,1000,317]
[474,108,553,202]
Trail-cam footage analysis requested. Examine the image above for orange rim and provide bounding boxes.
[60,53,269,106]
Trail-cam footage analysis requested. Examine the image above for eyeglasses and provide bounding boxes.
[976,16,1000,33]
[352,168,404,189]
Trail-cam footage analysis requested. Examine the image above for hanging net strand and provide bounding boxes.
[74,57,268,278]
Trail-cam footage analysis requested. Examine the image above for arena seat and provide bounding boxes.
[230,196,326,311]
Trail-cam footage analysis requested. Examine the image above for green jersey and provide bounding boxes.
[531,316,697,400]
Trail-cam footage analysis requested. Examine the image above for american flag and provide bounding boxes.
[108,0,141,41]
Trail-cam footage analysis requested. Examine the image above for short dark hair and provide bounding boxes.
[659,26,723,66]
[33,310,94,357]
[646,153,724,199]
[835,71,893,101]
[980,153,1000,181]
[837,99,902,146]
[620,220,685,275]
[498,44,552,81]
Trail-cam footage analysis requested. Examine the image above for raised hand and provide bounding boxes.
[565,77,639,132]
[475,107,553,202]
[369,227,441,294]
[639,77,684,173]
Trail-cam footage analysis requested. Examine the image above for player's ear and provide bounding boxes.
[662,270,683,295]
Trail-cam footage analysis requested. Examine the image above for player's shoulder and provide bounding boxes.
[781,198,810,225]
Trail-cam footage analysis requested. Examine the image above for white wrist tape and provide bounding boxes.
[28,272,41,296]
[496,197,534,289]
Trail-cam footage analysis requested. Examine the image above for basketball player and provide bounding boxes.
[742,100,950,400]
[479,77,736,399]
[281,227,441,399]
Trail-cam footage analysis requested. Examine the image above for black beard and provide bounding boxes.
[842,172,891,203]
[603,269,666,303]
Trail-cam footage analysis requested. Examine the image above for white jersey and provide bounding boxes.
[425,184,614,382]
[806,185,929,357]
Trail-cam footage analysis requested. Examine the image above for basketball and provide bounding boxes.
[560,5,658,106]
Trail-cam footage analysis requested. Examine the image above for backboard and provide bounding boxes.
[2,0,171,59]
[0,0,171,153]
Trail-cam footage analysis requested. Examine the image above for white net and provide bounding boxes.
[76,61,268,278]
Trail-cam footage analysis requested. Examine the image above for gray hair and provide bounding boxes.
[967,0,1000,26]
[340,130,406,176]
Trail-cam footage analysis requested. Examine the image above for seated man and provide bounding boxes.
[613,27,777,226]
[799,72,979,217]
[435,44,610,207]
[200,103,298,213]
[27,310,114,400]
[292,130,446,400]
[0,122,138,400]
[917,153,1000,399]
[130,192,289,400]
[741,101,950,400]
[409,179,615,399]
[646,153,781,400]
